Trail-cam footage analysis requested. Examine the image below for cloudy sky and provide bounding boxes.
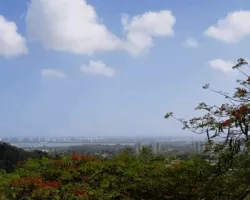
[0,0,249,137]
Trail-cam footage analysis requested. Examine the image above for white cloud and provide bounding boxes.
[26,0,176,56]
[41,69,66,78]
[184,37,199,48]
[209,59,235,73]
[204,11,250,43]
[121,11,176,55]
[26,0,120,55]
[80,60,115,77]
[0,15,28,57]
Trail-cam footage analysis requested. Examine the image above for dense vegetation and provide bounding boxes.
[0,142,49,172]
[1,58,250,199]
[0,146,250,199]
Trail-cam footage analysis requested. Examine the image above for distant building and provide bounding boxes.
[135,143,142,154]
[192,140,204,152]
[22,138,32,142]
[152,142,161,154]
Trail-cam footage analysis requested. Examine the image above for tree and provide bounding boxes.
[165,58,250,199]
[0,142,49,172]
[0,150,220,199]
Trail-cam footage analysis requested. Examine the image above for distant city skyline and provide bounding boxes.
[0,134,204,140]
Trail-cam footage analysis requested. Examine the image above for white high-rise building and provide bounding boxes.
[192,140,204,152]
[135,143,142,154]
[152,142,161,154]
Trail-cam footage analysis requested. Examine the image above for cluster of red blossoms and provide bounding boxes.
[17,161,23,167]
[55,160,63,167]
[220,106,226,111]
[222,105,250,127]
[237,88,248,96]
[222,120,231,127]
[11,176,90,197]
[11,176,61,189]
[66,164,80,171]
[71,154,95,161]
[239,105,249,114]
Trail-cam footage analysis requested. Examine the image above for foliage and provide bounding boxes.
[0,142,49,172]
[0,148,249,199]
[165,58,250,199]
[165,58,250,155]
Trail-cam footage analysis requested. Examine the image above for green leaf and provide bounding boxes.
[164,112,173,119]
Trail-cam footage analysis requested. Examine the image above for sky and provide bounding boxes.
[0,0,250,137]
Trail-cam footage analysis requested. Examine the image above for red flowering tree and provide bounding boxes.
[2,150,250,199]
[165,58,250,198]
[165,58,250,156]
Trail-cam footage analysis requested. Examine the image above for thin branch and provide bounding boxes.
[237,68,249,77]
[209,88,245,103]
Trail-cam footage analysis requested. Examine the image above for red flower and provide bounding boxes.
[239,105,248,114]
[237,88,247,96]
[55,160,62,167]
[17,161,23,167]
[82,176,88,184]
[11,176,61,190]
[222,119,231,126]
[81,155,95,161]
[220,106,225,111]
[44,180,61,188]
[71,154,95,162]
[73,189,88,197]
[71,154,81,161]
[232,111,242,119]
[73,164,79,169]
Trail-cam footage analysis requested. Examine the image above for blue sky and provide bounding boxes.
[0,0,250,137]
